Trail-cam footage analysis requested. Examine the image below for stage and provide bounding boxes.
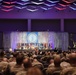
[3,32,69,51]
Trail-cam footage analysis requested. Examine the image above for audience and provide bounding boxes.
[1,49,76,75]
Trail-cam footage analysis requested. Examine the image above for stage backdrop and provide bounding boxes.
[3,32,69,50]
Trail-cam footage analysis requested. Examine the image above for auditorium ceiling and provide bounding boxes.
[0,0,76,12]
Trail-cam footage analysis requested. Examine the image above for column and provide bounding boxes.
[61,19,64,32]
[28,19,31,31]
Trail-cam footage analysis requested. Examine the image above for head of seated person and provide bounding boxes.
[49,58,54,64]
[32,58,44,70]
[23,57,32,70]
[54,55,61,67]
[16,54,24,66]
[26,67,43,75]
[69,53,76,67]
[46,57,53,64]
[61,57,70,63]
[0,50,4,57]
[2,57,8,62]
[13,52,19,58]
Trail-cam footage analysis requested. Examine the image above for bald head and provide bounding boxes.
[54,55,60,61]
[23,57,29,63]
[69,53,76,59]
[69,53,76,64]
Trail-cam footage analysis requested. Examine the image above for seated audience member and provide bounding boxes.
[32,57,44,70]
[16,57,32,75]
[48,59,54,68]
[8,52,18,67]
[2,58,8,62]
[0,50,5,61]
[26,67,43,75]
[0,51,8,73]
[8,56,16,69]
[0,59,8,72]
[10,54,24,74]
[32,53,37,58]
[60,57,71,69]
[61,53,76,75]
[8,52,18,62]
[46,55,62,75]
[23,57,32,70]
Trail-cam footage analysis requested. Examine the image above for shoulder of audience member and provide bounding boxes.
[16,71,27,75]
[60,66,74,75]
